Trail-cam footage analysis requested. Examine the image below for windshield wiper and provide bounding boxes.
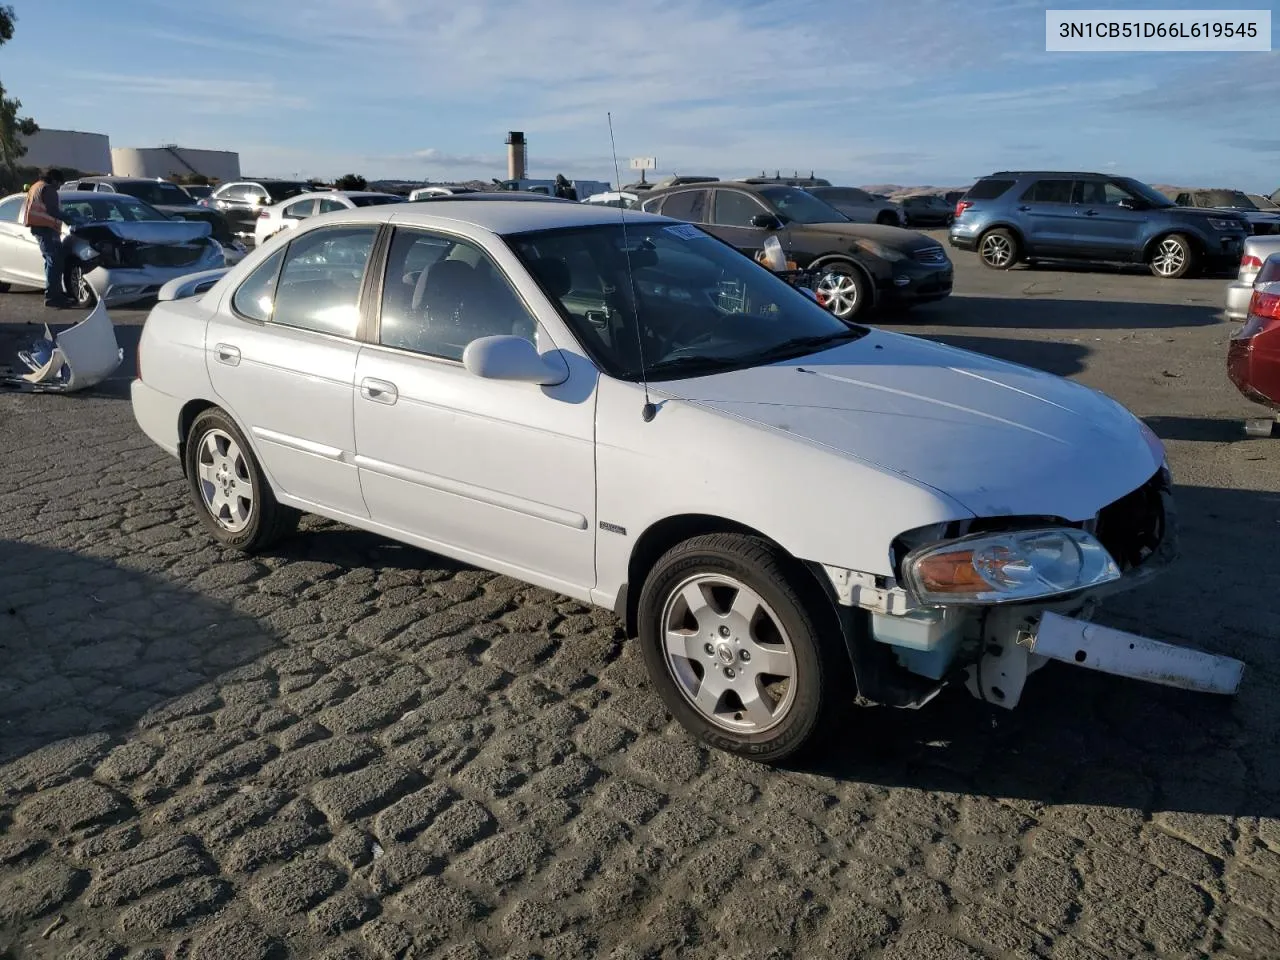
[747,328,867,364]
[643,355,750,378]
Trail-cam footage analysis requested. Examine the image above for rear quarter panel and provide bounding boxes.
[138,297,217,415]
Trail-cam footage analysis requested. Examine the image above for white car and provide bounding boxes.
[582,191,641,210]
[253,190,404,247]
[129,200,1243,762]
[1225,234,1280,322]
[0,191,225,307]
[409,186,479,201]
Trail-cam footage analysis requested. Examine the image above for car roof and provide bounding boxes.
[640,180,794,197]
[984,171,1112,178]
[287,199,672,235]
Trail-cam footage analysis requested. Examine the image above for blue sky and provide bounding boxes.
[4,0,1278,190]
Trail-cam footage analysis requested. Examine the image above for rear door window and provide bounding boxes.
[712,190,768,227]
[655,190,709,223]
[1021,179,1074,204]
[966,178,1016,201]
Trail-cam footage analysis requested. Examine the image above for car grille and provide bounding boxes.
[913,246,947,265]
[1092,467,1170,574]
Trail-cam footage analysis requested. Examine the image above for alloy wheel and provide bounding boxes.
[1152,238,1186,277]
[980,233,1013,267]
[814,270,860,319]
[195,429,255,532]
[660,573,798,734]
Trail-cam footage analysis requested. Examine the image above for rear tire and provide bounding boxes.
[978,228,1020,269]
[0,281,10,293]
[184,408,299,553]
[1148,233,1194,279]
[637,533,851,764]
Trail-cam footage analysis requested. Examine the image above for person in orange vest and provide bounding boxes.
[20,167,74,308]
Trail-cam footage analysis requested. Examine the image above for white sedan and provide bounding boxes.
[252,190,404,247]
[129,200,1243,762]
[0,191,226,306]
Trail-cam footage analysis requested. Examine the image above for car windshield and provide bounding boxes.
[60,195,171,224]
[757,186,849,224]
[348,195,405,207]
[504,222,867,381]
[1202,189,1256,209]
[1114,178,1174,208]
[111,180,195,206]
[263,182,308,202]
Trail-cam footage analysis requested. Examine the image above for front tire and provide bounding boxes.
[184,408,298,553]
[637,533,850,764]
[978,228,1019,269]
[1149,233,1194,279]
[67,264,96,307]
[813,262,870,320]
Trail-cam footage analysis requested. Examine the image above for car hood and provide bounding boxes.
[656,329,1161,521]
[1170,206,1249,226]
[70,220,213,244]
[791,221,940,252]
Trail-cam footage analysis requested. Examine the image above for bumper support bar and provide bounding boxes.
[1032,612,1244,696]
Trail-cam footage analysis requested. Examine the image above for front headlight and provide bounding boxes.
[854,239,908,262]
[1207,218,1239,231]
[903,527,1121,605]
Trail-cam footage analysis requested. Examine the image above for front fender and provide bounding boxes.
[591,376,973,610]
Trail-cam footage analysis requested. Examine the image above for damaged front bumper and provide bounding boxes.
[65,222,226,306]
[818,466,1246,709]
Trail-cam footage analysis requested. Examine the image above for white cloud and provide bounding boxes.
[64,72,309,114]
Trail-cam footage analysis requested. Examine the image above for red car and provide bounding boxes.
[1228,252,1280,436]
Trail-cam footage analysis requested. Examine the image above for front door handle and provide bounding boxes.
[214,343,240,366]
[360,377,398,404]
[1017,205,1032,212]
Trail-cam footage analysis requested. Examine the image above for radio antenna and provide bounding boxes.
[607,111,656,422]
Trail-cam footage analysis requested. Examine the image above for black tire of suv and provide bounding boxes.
[185,408,299,554]
[978,227,1020,270]
[637,533,852,765]
[875,211,898,226]
[1148,233,1195,279]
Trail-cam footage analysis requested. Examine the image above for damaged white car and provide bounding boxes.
[128,200,1244,763]
[0,191,225,307]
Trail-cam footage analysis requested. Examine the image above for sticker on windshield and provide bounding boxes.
[663,223,708,240]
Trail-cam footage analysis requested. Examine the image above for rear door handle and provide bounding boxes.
[215,343,240,366]
[361,377,398,404]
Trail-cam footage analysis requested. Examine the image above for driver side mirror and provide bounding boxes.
[750,213,784,230]
[463,335,568,385]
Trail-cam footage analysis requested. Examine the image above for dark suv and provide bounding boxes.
[204,179,310,239]
[640,181,952,319]
[950,171,1249,278]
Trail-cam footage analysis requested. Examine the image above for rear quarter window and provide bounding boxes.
[965,178,1016,201]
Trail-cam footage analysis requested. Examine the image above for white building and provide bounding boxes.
[19,128,113,174]
[111,145,241,182]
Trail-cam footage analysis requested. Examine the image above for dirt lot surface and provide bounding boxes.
[1,240,1277,960]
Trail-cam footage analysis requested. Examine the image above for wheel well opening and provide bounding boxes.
[1145,230,1200,260]
[810,256,876,305]
[622,515,772,637]
[979,223,1024,247]
[177,399,218,475]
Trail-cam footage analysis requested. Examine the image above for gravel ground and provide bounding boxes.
[0,240,1277,960]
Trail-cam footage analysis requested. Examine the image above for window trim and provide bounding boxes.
[365,223,543,366]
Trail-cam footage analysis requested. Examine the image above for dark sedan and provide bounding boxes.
[900,194,956,228]
[639,181,953,319]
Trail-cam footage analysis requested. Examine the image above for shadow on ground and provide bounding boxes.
[930,296,1222,330]
[1144,414,1264,443]
[0,539,278,767]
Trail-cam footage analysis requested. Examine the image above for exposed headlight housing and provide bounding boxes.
[902,527,1121,605]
